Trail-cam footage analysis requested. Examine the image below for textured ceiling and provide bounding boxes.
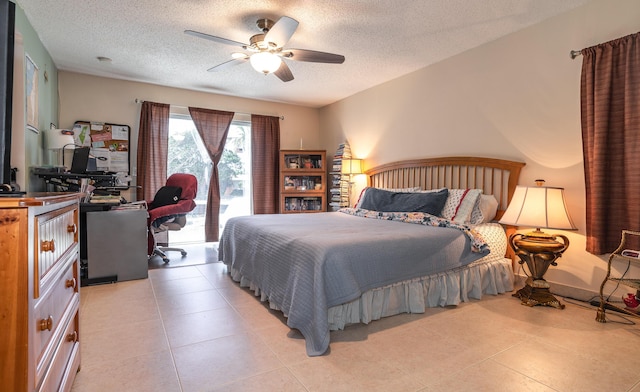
[16,0,592,108]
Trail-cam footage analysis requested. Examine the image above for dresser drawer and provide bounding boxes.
[37,301,79,392]
[0,195,82,391]
[33,256,79,377]
[35,204,79,298]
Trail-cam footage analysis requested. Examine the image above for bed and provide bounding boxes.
[219,156,525,356]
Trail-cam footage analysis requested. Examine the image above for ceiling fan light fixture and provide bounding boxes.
[187,15,344,81]
[250,52,282,74]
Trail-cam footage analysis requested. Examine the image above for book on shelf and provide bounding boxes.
[330,140,353,212]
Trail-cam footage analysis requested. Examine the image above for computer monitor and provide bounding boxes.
[70,147,90,174]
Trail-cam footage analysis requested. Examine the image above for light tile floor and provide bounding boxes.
[72,264,640,392]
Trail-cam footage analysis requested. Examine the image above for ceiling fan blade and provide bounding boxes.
[207,56,248,72]
[274,61,294,82]
[264,16,299,47]
[185,30,247,48]
[282,48,345,64]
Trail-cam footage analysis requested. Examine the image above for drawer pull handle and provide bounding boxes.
[66,331,78,343]
[39,315,53,331]
[67,223,78,234]
[65,278,77,289]
[41,239,55,253]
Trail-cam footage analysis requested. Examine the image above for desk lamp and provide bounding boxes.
[46,129,75,169]
[499,180,576,309]
[341,158,363,206]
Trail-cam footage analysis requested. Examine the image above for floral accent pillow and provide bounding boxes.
[339,207,488,253]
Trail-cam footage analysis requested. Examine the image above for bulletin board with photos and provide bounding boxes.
[71,120,130,177]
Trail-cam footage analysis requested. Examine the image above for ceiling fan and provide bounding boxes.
[185,16,345,82]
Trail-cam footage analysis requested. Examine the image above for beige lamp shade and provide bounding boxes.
[341,159,363,175]
[499,185,576,230]
[46,129,75,167]
[46,129,75,150]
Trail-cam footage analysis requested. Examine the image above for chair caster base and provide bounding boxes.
[150,246,187,264]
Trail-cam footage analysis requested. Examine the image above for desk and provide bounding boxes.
[80,204,148,285]
[35,170,127,192]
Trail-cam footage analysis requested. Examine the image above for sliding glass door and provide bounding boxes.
[167,115,251,244]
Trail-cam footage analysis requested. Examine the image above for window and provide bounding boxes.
[167,115,251,244]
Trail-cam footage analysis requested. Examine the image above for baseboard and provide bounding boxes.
[549,282,599,303]
[512,273,598,303]
[588,299,629,314]
[512,273,639,314]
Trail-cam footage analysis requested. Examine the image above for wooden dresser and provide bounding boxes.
[0,193,81,391]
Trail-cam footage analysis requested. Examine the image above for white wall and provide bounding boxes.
[58,71,321,199]
[319,0,640,296]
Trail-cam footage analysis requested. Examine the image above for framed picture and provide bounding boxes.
[26,53,39,128]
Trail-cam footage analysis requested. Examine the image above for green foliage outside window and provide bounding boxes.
[168,129,244,200]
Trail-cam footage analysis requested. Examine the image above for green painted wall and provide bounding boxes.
[14,2,58,190]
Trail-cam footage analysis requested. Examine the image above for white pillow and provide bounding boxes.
[470,194,499,224]
[441,189,483,223]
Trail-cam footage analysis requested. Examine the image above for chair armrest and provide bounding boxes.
[148,199,196,224]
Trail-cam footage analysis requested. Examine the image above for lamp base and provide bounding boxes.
[509,232,569,310]
[513,277,565,309]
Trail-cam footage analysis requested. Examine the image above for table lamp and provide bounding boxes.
[499,180,576,309]
[341,158,363,206]
[46,129,75,168]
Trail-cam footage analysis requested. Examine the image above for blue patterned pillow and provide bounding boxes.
[359,188,449,215]
[354,186,421,208]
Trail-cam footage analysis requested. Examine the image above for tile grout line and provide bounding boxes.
[149,273,185,392]
[203,264,313,391]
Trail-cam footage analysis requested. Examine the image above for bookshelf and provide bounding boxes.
[279,150,326,213]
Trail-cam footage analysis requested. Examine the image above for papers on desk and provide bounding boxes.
[80,179,95,203]
[111,201,147,211]
[89,195,121,204]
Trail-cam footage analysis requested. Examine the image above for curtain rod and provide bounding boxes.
[134,98,284,120]
[570,50,582,59]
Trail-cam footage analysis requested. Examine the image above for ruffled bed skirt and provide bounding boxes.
[327,256,514,330]
[227,256,514,330]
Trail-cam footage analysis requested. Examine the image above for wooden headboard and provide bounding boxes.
[365,156,525,220]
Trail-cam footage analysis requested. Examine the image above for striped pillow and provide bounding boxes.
[441,189,483,223]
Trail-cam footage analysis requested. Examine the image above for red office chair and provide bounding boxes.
[147,173,198,263]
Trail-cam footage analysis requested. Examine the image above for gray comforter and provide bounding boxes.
[219,211,488,356]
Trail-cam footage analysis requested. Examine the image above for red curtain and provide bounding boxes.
[251,115,281,214]
[581,32,640,254]
[188,107,235,242]
[136,101,170,201]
